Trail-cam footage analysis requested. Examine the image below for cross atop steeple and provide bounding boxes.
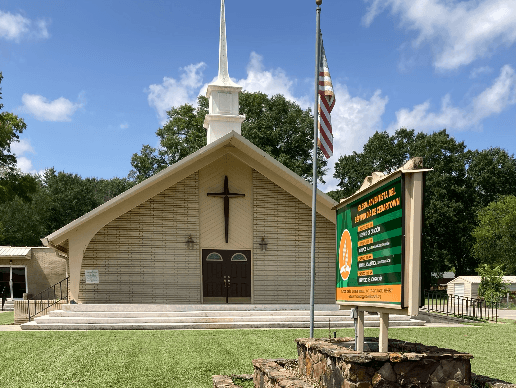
[204,0,245,144]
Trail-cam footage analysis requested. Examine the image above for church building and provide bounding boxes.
[42,0,337,305]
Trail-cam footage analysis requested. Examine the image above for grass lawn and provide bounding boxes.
[0,324,515,387]
[0,311,14,325]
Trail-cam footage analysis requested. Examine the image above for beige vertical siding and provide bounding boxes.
[199,154,253,249]
[79,173,200,303]
[252,171,336,304]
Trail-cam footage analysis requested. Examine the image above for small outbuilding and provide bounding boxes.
[446,276,516,299]
[0,246,67,300]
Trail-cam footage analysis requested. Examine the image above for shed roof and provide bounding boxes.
[0,246,31,258]
[447,276,516,285]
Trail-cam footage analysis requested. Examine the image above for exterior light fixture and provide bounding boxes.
[185,235,195,250]
[259,236,268,251]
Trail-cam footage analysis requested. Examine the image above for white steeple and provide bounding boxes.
[204,0,245,144]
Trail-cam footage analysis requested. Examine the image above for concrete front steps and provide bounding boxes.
[21,304,425,330]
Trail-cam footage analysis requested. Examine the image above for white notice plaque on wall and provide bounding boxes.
[85,270,99,284]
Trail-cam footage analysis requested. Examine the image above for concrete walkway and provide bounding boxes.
[0,322,468,331]
[0,325,21,331]
[497,309,516,320]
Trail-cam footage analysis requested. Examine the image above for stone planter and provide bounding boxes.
[296,337,473,388]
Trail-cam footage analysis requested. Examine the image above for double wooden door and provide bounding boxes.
[202,249,251,303]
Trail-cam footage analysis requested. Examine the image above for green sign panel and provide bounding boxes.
[336,176,404,306]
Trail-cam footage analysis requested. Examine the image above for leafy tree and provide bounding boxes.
[332,129,516,289]
[472,195,516,274]
[0,181,48,246]
[467,148,516,208]
[129,92,327,183]
[240,92,326,182]
[330,128,415,199]
[477,264,509,304]
[0,72,37,203]
[0,169,135,246]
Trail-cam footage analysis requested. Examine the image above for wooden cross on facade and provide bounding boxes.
[207,176,245,243]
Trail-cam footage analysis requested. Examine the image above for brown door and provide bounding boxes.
[202,249,251,303]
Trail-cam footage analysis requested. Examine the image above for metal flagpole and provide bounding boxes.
[310,0,322,339]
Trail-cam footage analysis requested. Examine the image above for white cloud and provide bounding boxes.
[10,139,42,175]
[363,0,516,70]
[10,138,34,156]
[387,64,516,132]
[237,52,309,107]
[470,66,493,79]
[146,62,206,124]
[21,94,82,122]
[120,122,129,129]
[471,64,516,119]
[322,84,389,192]
[0,10,49,42]
[146,54,389,192]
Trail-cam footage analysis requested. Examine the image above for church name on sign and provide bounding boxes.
[354,189,400,224]
[335,175,404,308]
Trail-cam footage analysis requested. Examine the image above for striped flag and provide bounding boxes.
[317,42,335,159]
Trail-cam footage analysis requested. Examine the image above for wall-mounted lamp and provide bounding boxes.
[185,235,195,250]
[9,260,12,265]
[259,236,268,251]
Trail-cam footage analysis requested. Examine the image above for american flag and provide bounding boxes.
[317,42,335,159]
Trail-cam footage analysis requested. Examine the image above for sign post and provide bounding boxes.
[334,163,429,352]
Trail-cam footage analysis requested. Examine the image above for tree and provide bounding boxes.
[0,169,135,246]
[129,92,327,183]
[330,128,415,199]
[476,264,509,304]
[332,129,516,289]
[240,92,326,182]
[0,72,37,203]
[467,147,516,209]
[472,195,516,274]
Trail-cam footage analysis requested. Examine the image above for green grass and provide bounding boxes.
[0,311,14,325]
[0,325,515,387]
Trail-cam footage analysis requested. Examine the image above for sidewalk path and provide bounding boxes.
[0,325,21,331]
[497,309,516,320]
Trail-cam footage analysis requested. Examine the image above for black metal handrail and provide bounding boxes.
[27,277,69,322]
[423,289,498,323]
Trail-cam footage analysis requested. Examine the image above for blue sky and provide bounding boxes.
[1,0,515,192]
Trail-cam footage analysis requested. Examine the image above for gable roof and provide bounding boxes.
[42,131,337,255]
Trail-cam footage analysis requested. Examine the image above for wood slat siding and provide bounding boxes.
[252,171,336,304]
[79,173,200,303]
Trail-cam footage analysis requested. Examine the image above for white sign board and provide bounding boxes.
[84,270,99,284]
